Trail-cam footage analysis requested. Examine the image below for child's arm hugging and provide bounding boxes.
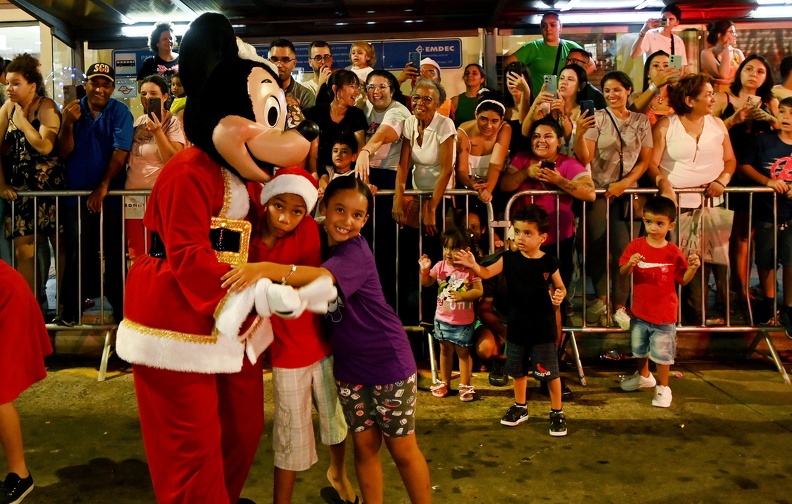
[680,253,701,286]
[418,254,436,287]
[221,262,335,292]
[454,250,503,279]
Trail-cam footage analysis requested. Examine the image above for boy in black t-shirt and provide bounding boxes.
[456,205,568,436]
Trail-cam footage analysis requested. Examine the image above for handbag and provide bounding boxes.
[604,109,647,221]
[401,195,430,229]
[678,206,734,265]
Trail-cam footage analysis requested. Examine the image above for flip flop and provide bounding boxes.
[320,486,361,504]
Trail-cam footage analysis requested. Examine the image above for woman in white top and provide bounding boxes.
[125,74,185,261]
[456,93,511,204]
[575,71,653,323]
[648,73,736,325]
[393,78,457,236]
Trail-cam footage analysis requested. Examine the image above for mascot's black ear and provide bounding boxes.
[179,13,237,100]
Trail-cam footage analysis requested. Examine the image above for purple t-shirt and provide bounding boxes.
[509,153,588,244]
[322,235,417,385]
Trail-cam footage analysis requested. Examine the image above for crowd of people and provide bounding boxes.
[2,10,792,503]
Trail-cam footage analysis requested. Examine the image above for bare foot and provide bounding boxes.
[327,467,357,503]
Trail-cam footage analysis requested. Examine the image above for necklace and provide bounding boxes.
[654,94,664,105]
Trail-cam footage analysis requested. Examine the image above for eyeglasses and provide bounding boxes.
[366,84,390,92]
[311,54,333,62]
[269,56,294,64]
[566,57,587,66]
[411,95,435,104]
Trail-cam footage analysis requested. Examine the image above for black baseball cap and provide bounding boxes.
[86,62,115,82]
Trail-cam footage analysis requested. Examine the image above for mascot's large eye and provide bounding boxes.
[265,96,280,127]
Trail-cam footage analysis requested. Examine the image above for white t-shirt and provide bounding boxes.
[126,113,185,190]
[364,100,411,170]
[638,30,687,66]
[347,66,374,83]
[403,113,457,191]
[659,114,725,208]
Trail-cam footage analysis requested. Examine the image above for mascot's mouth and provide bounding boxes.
[246,144,276,173]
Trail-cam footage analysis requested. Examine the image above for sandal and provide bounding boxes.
[430,381,448,398]
[459,384,476,402]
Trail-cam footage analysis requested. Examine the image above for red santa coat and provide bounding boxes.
[117,147,265,373]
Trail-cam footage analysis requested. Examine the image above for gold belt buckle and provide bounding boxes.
[210,217,251,265]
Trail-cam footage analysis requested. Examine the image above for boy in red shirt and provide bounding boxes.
[618,196,700,407]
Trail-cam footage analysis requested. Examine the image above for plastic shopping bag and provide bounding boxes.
[678,206,734,265]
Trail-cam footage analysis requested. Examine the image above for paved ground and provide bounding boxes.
[9,354,792,504]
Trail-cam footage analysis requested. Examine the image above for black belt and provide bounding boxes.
[148,228,242,259]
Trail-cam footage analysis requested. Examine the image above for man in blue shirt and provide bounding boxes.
[57,62,133,325]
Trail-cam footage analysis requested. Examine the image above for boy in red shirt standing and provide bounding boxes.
[619,196,700,407]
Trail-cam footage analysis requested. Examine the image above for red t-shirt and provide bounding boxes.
[248,208,330,369]
[619,237,688,325]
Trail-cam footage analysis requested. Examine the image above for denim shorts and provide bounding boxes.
[433,319,475,347]
[754,221,792,269]
[630,317,677,365]
[505,340,559,381]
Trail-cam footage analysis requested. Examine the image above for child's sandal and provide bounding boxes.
[459,384,476,402]
[430,381,448,398]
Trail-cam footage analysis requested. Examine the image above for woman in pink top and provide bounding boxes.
[125,74,185,261]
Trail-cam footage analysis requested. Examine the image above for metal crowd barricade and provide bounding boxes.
[9,186,789,384]
[502,186,789,385]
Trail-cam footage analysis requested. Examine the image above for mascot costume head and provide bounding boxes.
[179,12,319,181]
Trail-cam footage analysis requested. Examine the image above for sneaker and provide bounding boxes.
[613,307,631,331]
[549,411,568,437]
[780,307,792,340]
[488,359,509,387]
[652,384,673,408]
[459,384,476,402]
[430,381,448,398]
[619,371,656,391]
[500,404,529,426]
[586,299,607,324]
[0,472,34,504]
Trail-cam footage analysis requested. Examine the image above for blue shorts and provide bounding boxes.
[433,319,475,347]
[630,317,677,365]
[754,221,792,269]
[505,341,559,381]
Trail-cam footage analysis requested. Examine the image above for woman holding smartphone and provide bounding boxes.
[629,50,682,125]
[712,56,778,318]
[574,71,653,327]
[125,74,185,261]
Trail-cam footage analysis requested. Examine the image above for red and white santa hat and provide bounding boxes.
[260,166,319,211]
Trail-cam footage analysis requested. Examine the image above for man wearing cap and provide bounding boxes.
[57,62,134,325]
[565,48,607,110]
[419,57,453,118]
[504,11,596,98]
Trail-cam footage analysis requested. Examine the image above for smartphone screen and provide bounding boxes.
[668,55,682,69]
[408,52,421,70]
[543,74,558,95]
[540,160,556,170]
[147,97,162,122]
[580,99,595,118]
[63,85,77,104]
[658,19,669,27]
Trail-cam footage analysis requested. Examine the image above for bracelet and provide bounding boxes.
[281,264,296,285]
[361,148,371,156]
[711,180,726,188]
[648,81,660,95]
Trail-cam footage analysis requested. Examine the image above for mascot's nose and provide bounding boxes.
[296,120,320,142]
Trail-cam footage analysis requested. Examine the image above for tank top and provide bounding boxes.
[458,127,493,180]
[454,93,479,127]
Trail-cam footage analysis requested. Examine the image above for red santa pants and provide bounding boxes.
[133,358,264,504]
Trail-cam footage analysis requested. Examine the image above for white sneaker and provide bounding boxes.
[652,384,673,407]
[620,371,657,391]
[613,307,631,331]
[586,299,607,324]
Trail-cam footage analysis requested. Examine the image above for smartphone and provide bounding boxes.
[669,54,683,70]
[408,51,421,70]
[543,74,558,95]
[63,84,77,104]
[745,95,759,108]
[147,97,162,122]
[580,99,596,118]
[658,18,669,27]
[540,160,556,170]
